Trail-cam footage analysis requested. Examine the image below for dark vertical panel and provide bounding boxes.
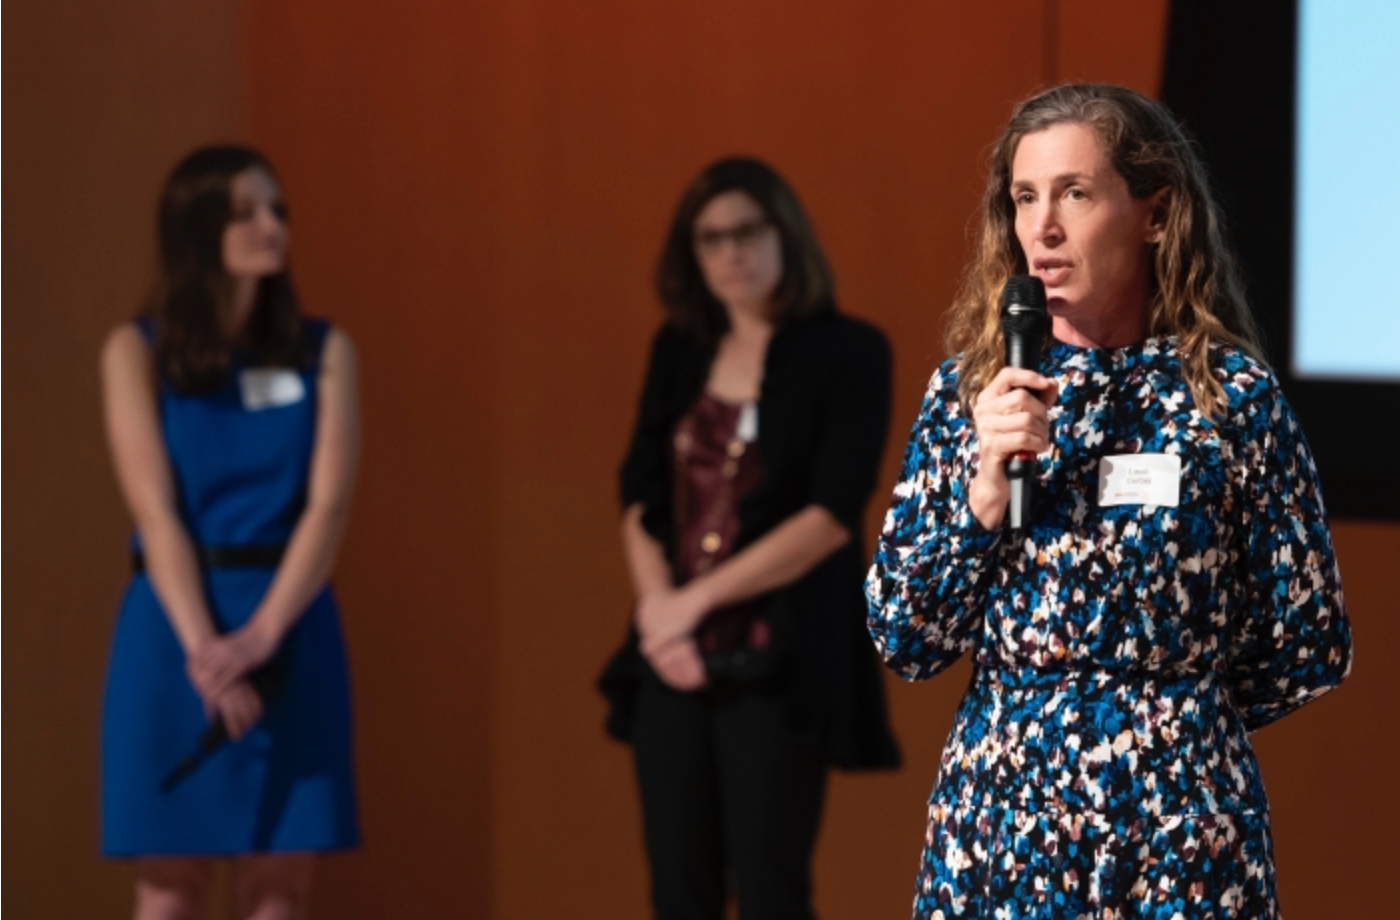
[1162,0,1399,520]
[1162,0,1297,367]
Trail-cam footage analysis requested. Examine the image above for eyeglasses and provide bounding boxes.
[694,219,773,254]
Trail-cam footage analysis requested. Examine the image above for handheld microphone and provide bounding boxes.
[160,662,286,793]
[999,275,1048,532]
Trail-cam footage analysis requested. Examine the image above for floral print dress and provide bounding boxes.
[866,337,1352,919]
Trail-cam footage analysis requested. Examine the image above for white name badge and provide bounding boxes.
[239,368,306,411]
[736,401,759,443]
[1097,453,1181,507]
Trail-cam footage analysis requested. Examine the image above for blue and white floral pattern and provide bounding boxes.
[867,336,1351,919]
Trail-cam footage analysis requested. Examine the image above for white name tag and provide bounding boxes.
[239,369,306,411]
[1097,453,1180,507]
[737,401,759,443]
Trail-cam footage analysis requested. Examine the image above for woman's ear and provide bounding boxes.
[1146,187,1170,244]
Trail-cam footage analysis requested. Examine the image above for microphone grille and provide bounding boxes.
[1000,275,1047,335]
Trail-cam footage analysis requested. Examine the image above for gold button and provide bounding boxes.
[701,532,722,553]
[727,440,745,458]
[722,460,738,479]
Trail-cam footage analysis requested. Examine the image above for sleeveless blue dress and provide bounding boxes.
[101,317,359,856]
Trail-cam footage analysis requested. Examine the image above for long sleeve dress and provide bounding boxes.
[866,336,1351,919]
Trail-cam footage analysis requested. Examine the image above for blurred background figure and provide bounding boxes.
[867,84,1352,918]
[600,157,901,919]
[99,145,360,920]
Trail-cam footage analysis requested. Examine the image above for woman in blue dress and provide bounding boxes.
[100,145,359,919]
[866,85,1352,918]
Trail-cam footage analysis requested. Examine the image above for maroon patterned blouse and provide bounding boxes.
[672,393,768,655]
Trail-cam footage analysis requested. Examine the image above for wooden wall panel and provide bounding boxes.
[2,1,246,916]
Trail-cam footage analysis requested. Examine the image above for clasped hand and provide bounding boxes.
[187,622,279,738]
[188,622,278,698]
[210,680,265,741]
[635,585,711,692]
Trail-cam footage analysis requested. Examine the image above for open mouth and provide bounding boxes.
[1033,259,1072,286]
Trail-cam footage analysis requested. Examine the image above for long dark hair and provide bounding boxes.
[946,84,1263,417]
[656,157,834,353]
[149,145,305,393]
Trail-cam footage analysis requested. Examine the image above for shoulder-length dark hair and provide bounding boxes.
[148,144,305,393]
[656,157,834,352]
[946,83,1263,418]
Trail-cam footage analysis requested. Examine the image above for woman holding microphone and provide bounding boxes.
[867,85,1351,918]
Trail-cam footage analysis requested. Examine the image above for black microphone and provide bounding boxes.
[160,662,286,793]
[999,275,1049,532]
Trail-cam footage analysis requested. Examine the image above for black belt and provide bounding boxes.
[132,544,286,574]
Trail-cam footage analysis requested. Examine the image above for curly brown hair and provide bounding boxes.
[946,83,1264,417]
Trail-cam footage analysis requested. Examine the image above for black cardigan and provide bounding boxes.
[600,310,901,771]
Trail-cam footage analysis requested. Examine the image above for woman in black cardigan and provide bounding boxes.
[601,157,899,920]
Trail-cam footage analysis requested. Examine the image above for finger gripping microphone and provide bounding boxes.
[999,275,1048,533]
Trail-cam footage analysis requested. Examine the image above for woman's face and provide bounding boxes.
[1010,122,1161,348]
[222,167,288,280]
[692,191,783,316]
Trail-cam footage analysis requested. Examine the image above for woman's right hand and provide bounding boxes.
[634,584,711,657]
[187,624,278,703]
[208,679,265,741]
[968,367,1058,530]
[644,636,708,692]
